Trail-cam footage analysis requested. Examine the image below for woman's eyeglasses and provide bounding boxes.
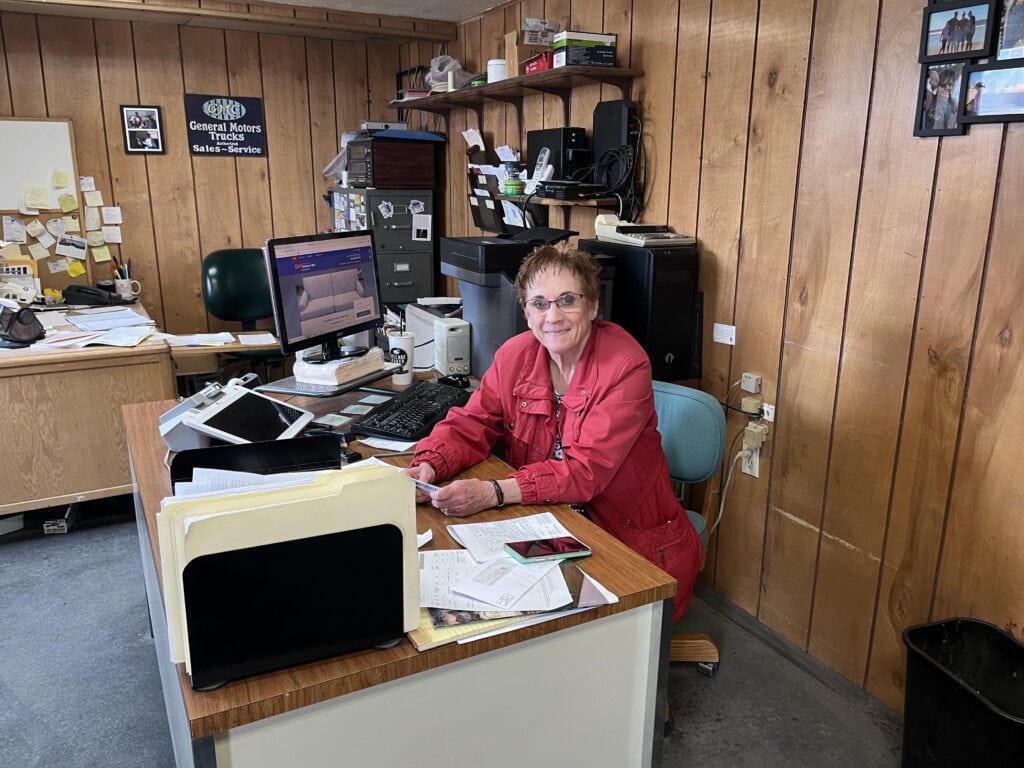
[521,292,586,313]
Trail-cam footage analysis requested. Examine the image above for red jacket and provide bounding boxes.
[412,321,700,621]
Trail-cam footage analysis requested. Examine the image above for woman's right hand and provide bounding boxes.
[401,463,437,504]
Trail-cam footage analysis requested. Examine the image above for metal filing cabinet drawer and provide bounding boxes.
[376,252,433,303]
[369,191,434,252]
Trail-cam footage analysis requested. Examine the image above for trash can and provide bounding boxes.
[902,617,1024,767]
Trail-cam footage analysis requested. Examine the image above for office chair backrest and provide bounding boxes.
[652,380,727,551]
[201,248,272,328]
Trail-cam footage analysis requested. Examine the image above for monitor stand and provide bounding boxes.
[302,337,369,364]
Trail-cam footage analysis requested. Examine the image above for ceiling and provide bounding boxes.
[278,0,504,23]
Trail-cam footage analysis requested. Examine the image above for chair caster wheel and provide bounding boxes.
[696,661,719,677]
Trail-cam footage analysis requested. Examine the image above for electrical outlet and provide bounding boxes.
[742,446,760,478]
[762,403,775,422]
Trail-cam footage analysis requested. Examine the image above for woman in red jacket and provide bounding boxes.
[403,242,701,621]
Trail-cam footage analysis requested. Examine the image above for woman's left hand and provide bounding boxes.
[431,479,496,518]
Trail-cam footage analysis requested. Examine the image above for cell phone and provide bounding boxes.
[503,536,592,563]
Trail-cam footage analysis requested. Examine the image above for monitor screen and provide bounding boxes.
[264,230,384,361]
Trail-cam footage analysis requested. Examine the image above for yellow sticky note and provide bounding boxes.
[1,242,24,258]
[53,170,70,188]
[92,244,113,263]
[86,231,105,247]
[25,183,50,209]
[28,243,50,260]
[67,259,86,277]
[63,215,80,232]
[84,190,104,207]
[58,193,79,213]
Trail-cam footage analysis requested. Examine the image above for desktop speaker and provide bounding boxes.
[435,317,471,375]
[592,100,637,164]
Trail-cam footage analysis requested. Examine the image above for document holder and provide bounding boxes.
[184,522,406,690]
[169,434,342,485]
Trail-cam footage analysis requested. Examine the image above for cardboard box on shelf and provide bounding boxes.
[504,31,551,77]
[552,31,617,68]
[524,51,554,75]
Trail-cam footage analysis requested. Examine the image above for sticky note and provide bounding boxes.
[53,170,70,188]
[36,231,56,249]
[85,207,101,231]
[67,259,86,277]
[26,219,46,238]
[48,257,69,274]
[79,176,96,192]
[45,218,68,238]
[101,206,123,225]
[84,190,104,207]
[28,243,50,260]
[86,231,105,247]
[101,225,122,243]
[24,183,49,209]
[63,215,80,233]
[58,193,79,213]
[1,242,24,258]
[92,244,113,263]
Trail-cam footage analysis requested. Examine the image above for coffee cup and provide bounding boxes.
[389,332,415,386]
[114,278,141,299]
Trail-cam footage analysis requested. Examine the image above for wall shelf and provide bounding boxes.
[389,65,643,126]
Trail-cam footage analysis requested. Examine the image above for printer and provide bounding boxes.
[441,230,575,375]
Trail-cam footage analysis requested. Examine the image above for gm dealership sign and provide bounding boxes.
[185,94,267,156]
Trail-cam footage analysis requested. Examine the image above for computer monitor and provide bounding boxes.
[264,230,385,362]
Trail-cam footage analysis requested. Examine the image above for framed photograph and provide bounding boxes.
[914,62,967,136]
[997,0,1024,59]
[959,59,1024,122]
[120,105,165,154]
[920,0,996,63]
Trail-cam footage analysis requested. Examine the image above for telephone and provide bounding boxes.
[524,147,554,195]
[62,284,134,306]
[594,214,696,248]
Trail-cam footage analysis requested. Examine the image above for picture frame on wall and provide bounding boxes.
[919,0,996,63]
[914,62,967,136]
[997,0,1024,59]
[959,59,1024,122]
[120,105,165,155]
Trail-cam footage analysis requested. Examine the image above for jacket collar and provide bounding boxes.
[513,322,604,407]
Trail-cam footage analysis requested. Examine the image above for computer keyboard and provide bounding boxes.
[353,380,471,441]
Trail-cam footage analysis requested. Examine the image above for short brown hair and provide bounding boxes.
[513,241,602,304]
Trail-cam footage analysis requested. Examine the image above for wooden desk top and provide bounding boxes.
[125,398,675,740]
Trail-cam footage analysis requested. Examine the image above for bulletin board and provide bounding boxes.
[0,117,92,289]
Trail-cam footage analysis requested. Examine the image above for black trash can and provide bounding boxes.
[902,617,1024,767]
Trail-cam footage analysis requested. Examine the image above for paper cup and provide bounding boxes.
[389,332,415,385]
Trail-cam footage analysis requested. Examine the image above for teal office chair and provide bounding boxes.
[201,248,285,383]
[652,380,727,675]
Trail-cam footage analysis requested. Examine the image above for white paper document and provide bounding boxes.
[445,512,572,562]
[237,332,276,345]
[420,549,571,612]
[452,557,563,610]
[67,308,154,332]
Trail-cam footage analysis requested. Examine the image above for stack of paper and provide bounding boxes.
[293,346,386,386]
[156,465,419,677]
[408,513,618,651]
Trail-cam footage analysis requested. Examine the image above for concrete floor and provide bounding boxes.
[1,509,903,767]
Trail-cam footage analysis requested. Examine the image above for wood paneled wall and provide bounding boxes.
[0,7,427,333]
[4,0,1022,714]
[438,0,1024,712]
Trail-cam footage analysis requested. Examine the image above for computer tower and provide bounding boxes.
[592,100,637,162]
[579,239,701,381]
[527,127,592,182]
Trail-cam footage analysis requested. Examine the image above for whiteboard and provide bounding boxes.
[0,119,80,212]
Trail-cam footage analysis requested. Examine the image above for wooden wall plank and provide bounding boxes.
[812,0,937,689]
[365,40,400,121]
[717,0,813,615]
[333,39,368,133]
[542,0,569,131]
[306,36,336,234]
[225,30,271,248]
[260,33,314,237]
[759,0,879,645]
[669,0,710,238]
[935,123,1024,631]
[133,21,205,334]
[0,16,13,116]
[565,0,603,238]
[690,0,757,590]
[2,13,45,115]
[95,19,165,328]
[479,8,507,194]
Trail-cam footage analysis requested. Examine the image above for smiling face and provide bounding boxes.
[522,266,598,361]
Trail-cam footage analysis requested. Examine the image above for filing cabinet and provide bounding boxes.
[330,187,435,304]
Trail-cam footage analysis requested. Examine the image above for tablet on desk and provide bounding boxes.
[181,386,314,444]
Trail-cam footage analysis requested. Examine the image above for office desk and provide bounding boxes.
[125,397,675,768]
[0,340,175,517]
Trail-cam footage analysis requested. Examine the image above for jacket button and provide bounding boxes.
[521,401,527,408]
